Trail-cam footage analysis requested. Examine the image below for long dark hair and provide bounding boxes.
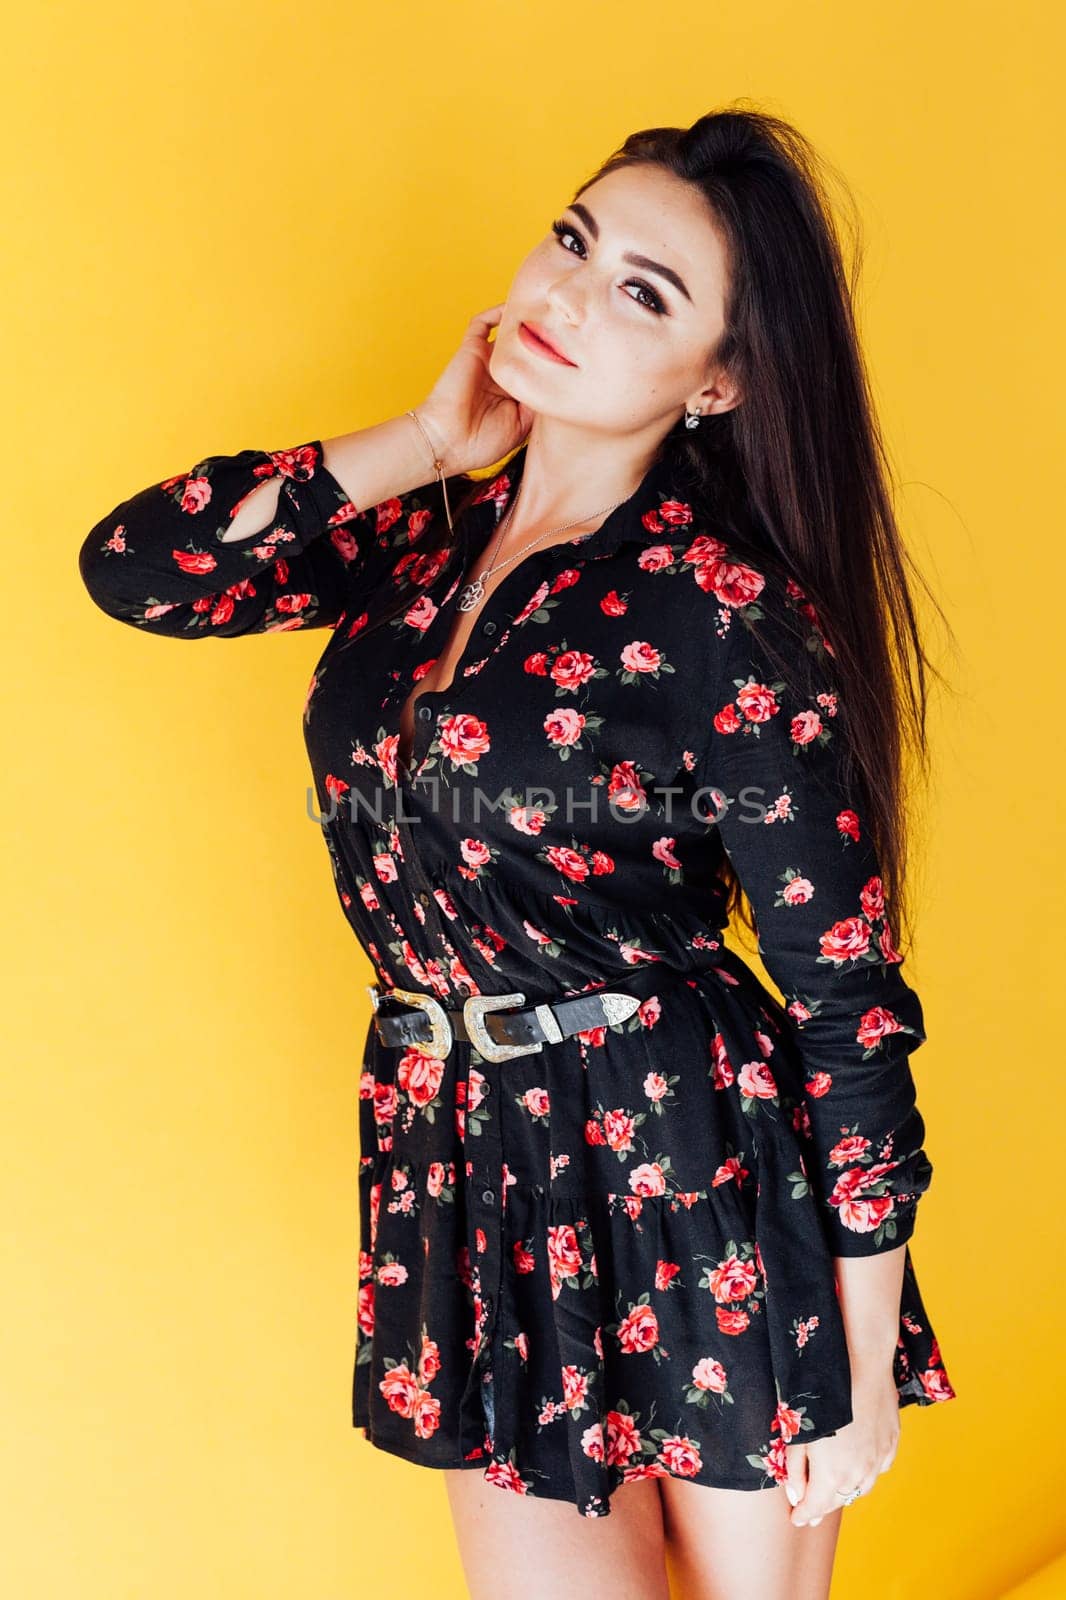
[363,104,955,952]
[583,105,955,953]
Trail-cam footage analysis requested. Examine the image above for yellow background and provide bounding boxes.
[3,2,1061,1595]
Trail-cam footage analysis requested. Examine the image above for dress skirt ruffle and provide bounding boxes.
[351,918,955,1517]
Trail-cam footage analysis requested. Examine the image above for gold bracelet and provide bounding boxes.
[405,408,454,532]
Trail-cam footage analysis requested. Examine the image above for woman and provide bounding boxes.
[79,108,956,1599]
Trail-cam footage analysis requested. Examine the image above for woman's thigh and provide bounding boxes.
[659,1477,843,1600]
[443,1469,671,1600]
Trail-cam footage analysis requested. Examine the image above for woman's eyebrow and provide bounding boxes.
[567,202,693,304]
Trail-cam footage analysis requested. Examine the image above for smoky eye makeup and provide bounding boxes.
[549,218,668,316]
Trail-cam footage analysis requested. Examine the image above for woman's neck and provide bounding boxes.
[504,418,665,538]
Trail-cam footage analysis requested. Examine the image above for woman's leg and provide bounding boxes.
[443,1469,671,1600]
[659,1478,843,1600]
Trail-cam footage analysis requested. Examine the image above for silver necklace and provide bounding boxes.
[456,483,628,613]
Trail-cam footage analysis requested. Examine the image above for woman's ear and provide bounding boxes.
[689,372,743,417]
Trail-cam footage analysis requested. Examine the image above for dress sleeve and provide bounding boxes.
[78,440,378,637]
[698,565,934,1258]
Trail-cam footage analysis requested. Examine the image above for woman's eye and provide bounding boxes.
[624,282,665,314]
[549,219,666,316]
[550,219,584,256]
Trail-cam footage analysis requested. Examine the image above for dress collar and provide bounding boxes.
[465,440,702,563]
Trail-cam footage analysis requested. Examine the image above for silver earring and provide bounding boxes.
[684,408,702,429]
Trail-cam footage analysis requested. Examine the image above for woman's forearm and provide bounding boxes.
[834,1246,907,1376]
[321,412,453,514]
[222,412,446,545]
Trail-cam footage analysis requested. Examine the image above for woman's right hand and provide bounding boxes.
[415,304,534,476]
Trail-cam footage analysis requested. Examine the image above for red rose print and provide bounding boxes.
[376,1261,409,1286]
[710,1033,736,1089]
[620,640,662,673]
[402,593,438,635]
[790,709,823,745]
[658,498,694,527]
[397,1049,445,1107]
[771,1400,804,1443]
[607,761,647,813]
[819,915,871,963]
[691,1357,728,1394]
[544,707,585,747]
[605,1410,642,1466]
[603,1110,637,1153]
[638,544,675,571]
[551,568,581,593]
[736,679,780,724]
[439,713,491,767]
[179,476,212,514]
[550,650,597,691]
[837,808,861,842]
[379,1362,420,1416]
[544,845,590,883]
[652,837,681,869]
[546,1224,584,1298]
[829,1134,872,1166]
[616,1302,660,1354]
[373,497,402,534]
[628,1162,667,1196]
[659,1435,703,1476]
[920,1369,957,1402]
[738,1060,779,1100]
[857,1005,905,1048]
[707,1253,758,1304]
[513,1240,535,1273]
[172,547,218,575]
[861,875,886,921]
[581,1421,606,1462]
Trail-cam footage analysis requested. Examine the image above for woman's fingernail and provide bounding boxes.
[810,1517,823,1527]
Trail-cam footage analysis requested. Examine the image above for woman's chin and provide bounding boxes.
[488,349,541,410]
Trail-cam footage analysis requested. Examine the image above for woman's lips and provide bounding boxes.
[518,322,576,365]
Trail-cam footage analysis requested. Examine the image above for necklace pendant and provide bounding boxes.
[457,577,485,612]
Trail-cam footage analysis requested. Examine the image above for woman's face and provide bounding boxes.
[490,163,739,438]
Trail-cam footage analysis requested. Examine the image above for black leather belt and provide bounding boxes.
[366,963,701,1064]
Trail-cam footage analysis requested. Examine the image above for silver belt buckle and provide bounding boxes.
[462,991,544,1063]
[381,986,454,1059]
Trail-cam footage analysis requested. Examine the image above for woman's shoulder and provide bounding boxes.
[624,516,814,649]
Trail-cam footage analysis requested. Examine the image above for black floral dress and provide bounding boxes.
[79,435,957,1517]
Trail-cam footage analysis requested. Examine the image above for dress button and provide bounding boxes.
[482,1189,495,1204]
[419,891,430,905]
[418,704,432,720]
[482,619,497,635]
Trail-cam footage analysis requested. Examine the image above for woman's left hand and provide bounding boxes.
[783,1363,901,1526]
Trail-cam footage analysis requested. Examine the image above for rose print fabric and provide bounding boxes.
[79,436,956,1517]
